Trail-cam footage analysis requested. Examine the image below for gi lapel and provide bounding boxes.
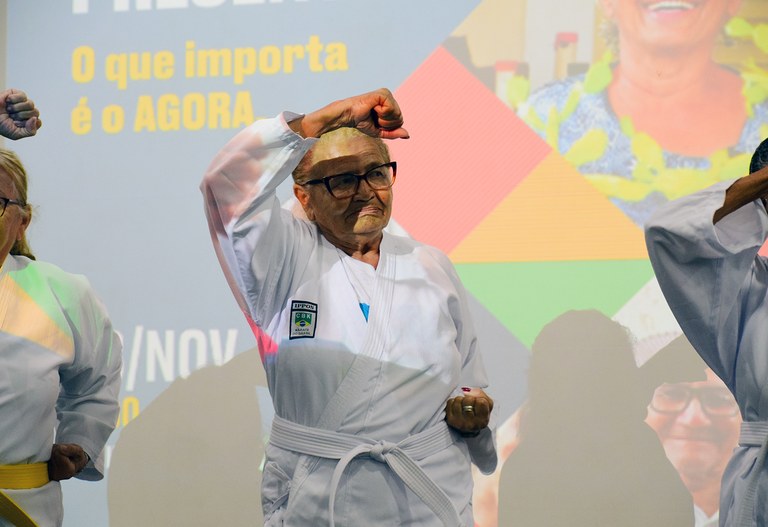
[315,236,396,430]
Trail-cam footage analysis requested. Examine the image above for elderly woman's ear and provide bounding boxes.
[292,184,315,221]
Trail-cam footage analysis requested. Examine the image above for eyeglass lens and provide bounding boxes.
[651,384,738,416]
[327,164,394,198]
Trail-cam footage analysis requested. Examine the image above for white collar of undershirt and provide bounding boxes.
[693,505,718,527]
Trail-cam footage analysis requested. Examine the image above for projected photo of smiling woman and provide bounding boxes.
[521,0,764,227]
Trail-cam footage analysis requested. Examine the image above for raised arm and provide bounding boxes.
[713,165,768,223]
[201,89,409,326]
[645,179,768,389]
[288,88,408,140]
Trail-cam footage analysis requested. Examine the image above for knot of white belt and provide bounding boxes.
[270,415,463,527]
[368,440,395,463]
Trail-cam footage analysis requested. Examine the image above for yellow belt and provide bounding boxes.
[0,463,48,527]
[0,464,49,490]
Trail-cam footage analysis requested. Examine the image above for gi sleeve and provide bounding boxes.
[438,248,498,474]
[56,278,122,481]
[200,112,318,327]
[645,179,768,390]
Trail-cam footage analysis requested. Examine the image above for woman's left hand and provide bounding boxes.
[445,387,494,435]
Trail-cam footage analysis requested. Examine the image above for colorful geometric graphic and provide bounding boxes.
[450,151,647,263]
[389,45,653,354]
[456,260,654,348]
[389,47,550,255]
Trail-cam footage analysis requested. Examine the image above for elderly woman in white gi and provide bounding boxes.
[646,138,768,527]
[0,90,122,527]
[202,88,496,526]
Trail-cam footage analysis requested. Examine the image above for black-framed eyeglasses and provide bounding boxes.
[0,196,24,217]
[302,161,397,199]
[650,384,739,417]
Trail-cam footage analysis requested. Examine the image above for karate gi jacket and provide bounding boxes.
[202,113,497,526]
[646,180,768,527]
[0,255,122,527]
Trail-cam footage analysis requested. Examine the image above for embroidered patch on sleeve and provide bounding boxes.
[289,301,317,339]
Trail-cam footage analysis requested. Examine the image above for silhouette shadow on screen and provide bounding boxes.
[108,348,268,526]
[498,310,693,526]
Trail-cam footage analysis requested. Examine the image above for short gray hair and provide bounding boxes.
[293,128,390,183]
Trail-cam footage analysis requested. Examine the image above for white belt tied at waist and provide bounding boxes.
[735,421,768,526]
[269,415,463,527]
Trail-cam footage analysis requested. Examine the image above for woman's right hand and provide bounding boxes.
[290,88,409,140]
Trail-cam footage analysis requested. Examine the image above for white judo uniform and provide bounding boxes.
[0,255,122,527]
[646,180,768,527]
[202,113,497,527]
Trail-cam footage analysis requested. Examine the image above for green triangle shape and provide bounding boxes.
[455,260,654,348]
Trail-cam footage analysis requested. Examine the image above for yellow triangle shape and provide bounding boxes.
[450,152,648,262]
[0,274,74,359]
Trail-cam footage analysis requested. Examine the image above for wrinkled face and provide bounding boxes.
[602,0,741,53]
[0,172,29,267]
[645,369,740,491]
[294,135,392,246]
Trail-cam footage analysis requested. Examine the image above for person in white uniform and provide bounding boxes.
[0,89,122,527]
[201,88,497,526]
[646,137,768,526]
